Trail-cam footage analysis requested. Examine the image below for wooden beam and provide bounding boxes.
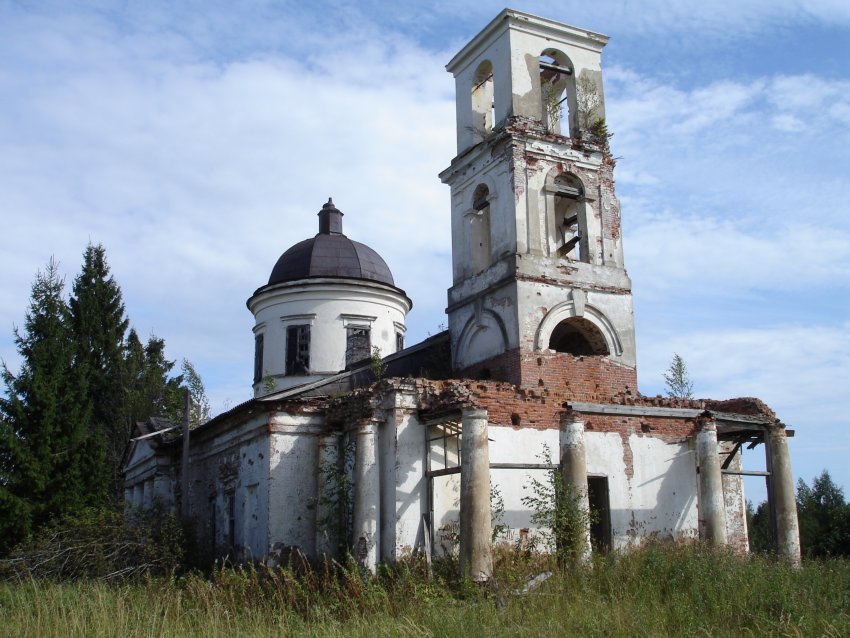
[721,441,743,470]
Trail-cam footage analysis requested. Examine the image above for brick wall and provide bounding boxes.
[458,347,638,400]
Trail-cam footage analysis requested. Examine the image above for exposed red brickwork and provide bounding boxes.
[458,348,638,400]
[412,378,697,438]
[705,397,777,421]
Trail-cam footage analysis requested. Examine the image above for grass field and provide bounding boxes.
[2,544,848,637]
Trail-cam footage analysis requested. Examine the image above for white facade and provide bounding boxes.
[249,279,410,394]
[123,9,799,570]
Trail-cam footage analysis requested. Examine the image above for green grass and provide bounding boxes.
[2,544,849,637]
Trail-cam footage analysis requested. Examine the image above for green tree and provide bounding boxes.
[123,330,184,427]
[663,353,694,400]
[69,243,129,499]
[0,259,93,554]
[748,470,850,557]
[747,499,772,553]
[181,359,210,428]
[796,470,850,558]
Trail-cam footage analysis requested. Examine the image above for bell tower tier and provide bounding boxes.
[440,9,637,396]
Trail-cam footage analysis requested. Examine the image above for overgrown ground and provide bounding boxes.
[2,545,849,638]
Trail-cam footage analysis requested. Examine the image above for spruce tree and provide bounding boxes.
[0,259,92,553]
[69,244,129,498]
[123,330,185,427]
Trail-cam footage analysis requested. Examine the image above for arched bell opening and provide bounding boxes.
[548,317,610,356]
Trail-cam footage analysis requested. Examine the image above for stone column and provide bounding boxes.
[315,432,341,558]
[353,420,380,574]
[767,427,801,566]
[696,418,727,546]
[559,412,591,561]
[459,408,492,582]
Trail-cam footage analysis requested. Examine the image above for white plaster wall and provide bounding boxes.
[176,414,272,561]
[233,437,270,560]
[249,280,410,395]
[123,440,176,512]
[267,418,324,556]
[381,392,428,560]
[429,424,701,553]
[624,434,699,546]
[721,442,749,552]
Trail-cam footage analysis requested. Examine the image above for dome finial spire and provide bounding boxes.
[318,197,343,235]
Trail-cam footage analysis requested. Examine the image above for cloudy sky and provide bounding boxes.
[1,0,848,503]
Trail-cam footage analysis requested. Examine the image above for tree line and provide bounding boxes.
[749,470,850,558]
[0,244,208,555]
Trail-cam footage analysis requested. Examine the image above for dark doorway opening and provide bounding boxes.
[587,476,611,552]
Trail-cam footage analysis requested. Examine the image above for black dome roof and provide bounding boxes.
[267,199,395,287]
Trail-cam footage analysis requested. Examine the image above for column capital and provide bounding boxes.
[559,409,583,426]
[355,419,379,435]
[461,407,488,420]
[697,414,718,432]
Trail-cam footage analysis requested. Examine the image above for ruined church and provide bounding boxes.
[123,9,801,577]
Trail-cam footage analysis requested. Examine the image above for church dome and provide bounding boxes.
[268,199,395,287]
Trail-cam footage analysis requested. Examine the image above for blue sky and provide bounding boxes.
[1,1,848,504]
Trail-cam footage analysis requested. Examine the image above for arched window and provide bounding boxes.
[539,49,574,136]
[469,184,492,274]
[551,172,589,262]
[548,317,609,356]
[471,60,495,140]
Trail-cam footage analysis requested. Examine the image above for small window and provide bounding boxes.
[346,326,371,367]
[285,324,310,375]
[253,334,264,383]
[396,331,404,352]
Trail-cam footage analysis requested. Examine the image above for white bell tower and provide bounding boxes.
[440,9,638,394]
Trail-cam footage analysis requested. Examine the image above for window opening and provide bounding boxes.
[469,184,492,274]
[253,334,264,383]
[587,477,611,552]
[285,324,310,375]
[346,326,371,367]
[396,331,404,352]
[553,173,586,262]
[471,61,495,140]
[539,51,572,135]
[548,317,609,356]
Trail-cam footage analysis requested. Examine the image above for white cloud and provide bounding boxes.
[626,213,850,299]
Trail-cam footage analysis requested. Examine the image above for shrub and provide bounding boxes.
[0,504,188,581]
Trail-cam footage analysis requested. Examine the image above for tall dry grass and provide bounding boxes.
[2,544,848,637]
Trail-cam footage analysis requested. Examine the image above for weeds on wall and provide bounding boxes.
[369,346,387,381]
[521,444,592,563]
[491,484,508,542]
[310,440,355,557]
[575,75,600,132]
[262,371,277,394]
